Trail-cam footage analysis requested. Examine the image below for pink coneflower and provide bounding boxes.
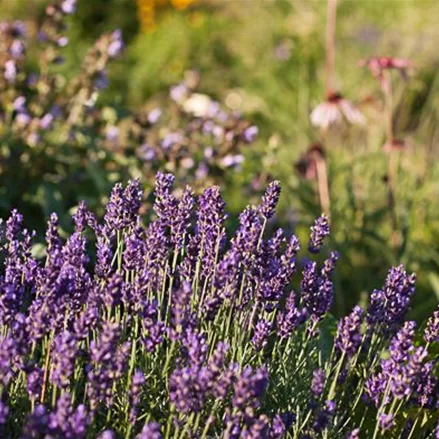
[359,56,411,88]
[310,92,366,129]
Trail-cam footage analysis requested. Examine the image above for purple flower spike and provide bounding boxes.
[252,319,272,351]
[6,209,23,241]
[137,422,163,439]
[105,180,142,230]
[346,428,360,439]
[232,366,269,412]
[367,265,416,331]
[154,172,176,225]
[308,214,330,253]
[335,306,363,358]
[424,306,439,344]
[379,414,395,432]
[0,402,8,424]
[129,369,145,424]
[259,181,281,219]
[50,331,78,389]
[311,368,325,397]
[277,292,307,338]
[97,431,116,439]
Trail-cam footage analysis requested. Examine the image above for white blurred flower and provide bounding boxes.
[310,93,365,129]
[182,93,213,118]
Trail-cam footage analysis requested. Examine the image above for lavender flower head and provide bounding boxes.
[0,402,8,424]
[346,428,360,439]
[367,265,416,330]
[129,369,145,424]
[252,319,272,351]
[259,181,281,219]
[97,431,115,439]
[308,214,330,253]
[232,366,269,411]
[424,306,439,344]
[335,306,363,358]
[379,414,395,432]
[311,368,325,397]
[137,422,163,439]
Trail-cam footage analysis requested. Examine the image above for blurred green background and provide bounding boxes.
[2,0,439,319]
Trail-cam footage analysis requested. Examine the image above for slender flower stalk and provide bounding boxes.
[325,0,338,96]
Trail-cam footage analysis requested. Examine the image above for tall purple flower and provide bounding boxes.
[379,414,395,432]
[424,306,439,344]
[123,229,146,272]
[364,321,434,407]
[232,207,262,265]
[129,369,145,424]
[182,329,208,367]
[27,367,44,401]
[95,225,113,278]
[87,322,130,411]
[313,400,336,433]
[270,413,295,438]
[252,319,272,351]
[300,259,335,318]
[311,368,326,397]
[346,428,360,439]
[277,292,307,338]
[308,215,330,253]
[335,306,363,358]
[21,405,49,438]
[137,422,162,439]
[232,366,269,412]
[0,402,8,424]
[171,186,194,250]
[259,181,281,220]
[169,366,209,414]
[153,172,177,225]
[367,265,416,331]
[104,180,142,231]
[45,213,63,266]
[72,201,97,233]
[50,331,78,389]
[97,431,115,439]
[48,393,89,438]
[6,209,23,242]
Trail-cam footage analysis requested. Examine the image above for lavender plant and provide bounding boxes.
[0,173,438,438]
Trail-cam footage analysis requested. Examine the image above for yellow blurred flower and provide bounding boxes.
[136,0,197,32]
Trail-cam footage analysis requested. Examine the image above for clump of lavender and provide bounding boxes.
[0,175,437,438]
